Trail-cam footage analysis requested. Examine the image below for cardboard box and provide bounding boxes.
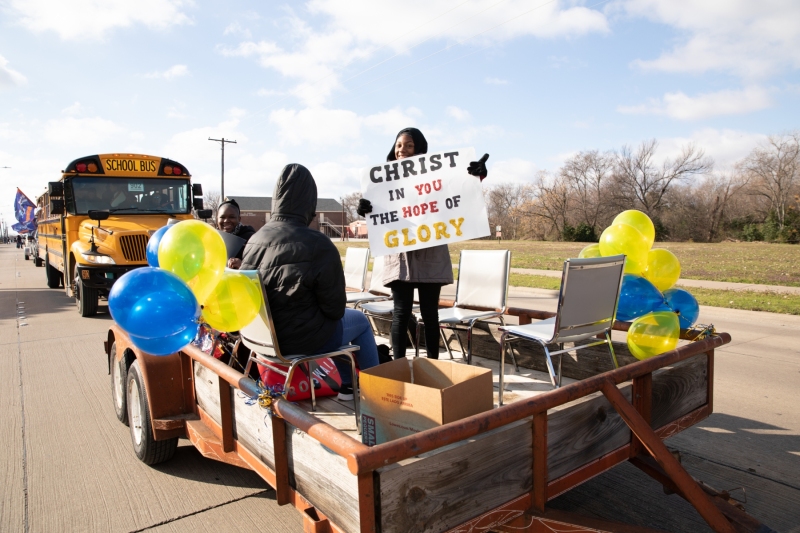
[359,358,493,446]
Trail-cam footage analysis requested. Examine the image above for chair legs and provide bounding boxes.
[606,331,619,369]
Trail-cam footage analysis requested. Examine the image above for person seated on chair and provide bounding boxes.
[217,198,256,269]
[240,164,379,401]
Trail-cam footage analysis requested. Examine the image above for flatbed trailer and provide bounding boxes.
[105,303,773,533]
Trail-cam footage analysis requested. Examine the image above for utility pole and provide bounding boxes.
[207,138,237,199]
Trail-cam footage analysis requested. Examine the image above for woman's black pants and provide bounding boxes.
[389,281,441,359]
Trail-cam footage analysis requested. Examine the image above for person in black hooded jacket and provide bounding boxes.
[240,164,379,400]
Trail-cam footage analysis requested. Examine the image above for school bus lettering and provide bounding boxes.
[104,158,157,173]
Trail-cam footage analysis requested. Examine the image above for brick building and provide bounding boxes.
[230,196,348,238]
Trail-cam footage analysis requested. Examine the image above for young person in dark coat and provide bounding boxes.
[217,198,256,269]
[357,127,489,360]
[240,164,379,400]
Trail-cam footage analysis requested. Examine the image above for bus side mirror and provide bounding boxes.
[88,210,110,221]
[196,209,212,220]
[48,182,64,197]
[192,183,203,197]
[50,199,65,215]
[193,198,204,210]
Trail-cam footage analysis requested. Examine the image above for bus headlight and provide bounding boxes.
[82,252,116,264]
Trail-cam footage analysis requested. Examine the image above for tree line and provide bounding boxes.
[339,131,800,244]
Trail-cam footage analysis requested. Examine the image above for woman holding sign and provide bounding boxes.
[358,127,489,360]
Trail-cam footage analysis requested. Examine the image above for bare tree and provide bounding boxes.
[613,139,713,218]
[560,150,615,232]
[484,182,533,239]
[705,172,751,241]
[203,189,222,227]
[527,171,571,239]
[741,132,800,229]
[340,192,362,224]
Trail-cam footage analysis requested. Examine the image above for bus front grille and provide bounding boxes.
[119,235,149,262]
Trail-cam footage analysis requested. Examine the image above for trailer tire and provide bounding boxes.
[76,277,98,317]
[45,256,62,288]
[35,256,43,267]
[110,343,128,425]
[127,360,178,465]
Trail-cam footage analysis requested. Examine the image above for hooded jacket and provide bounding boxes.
[241,164,345,355]
[382,128,454,286]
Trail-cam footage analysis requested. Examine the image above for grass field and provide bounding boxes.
[335,240,800,287]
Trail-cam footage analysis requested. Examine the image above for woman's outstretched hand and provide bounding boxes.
[357,198,373,217]
[467,153,489,181]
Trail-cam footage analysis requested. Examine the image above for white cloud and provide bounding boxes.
[223,21,251,39]
[269,106,422,147]
[446,106,471,121]
[657,128,768,171]
[621,0,800,79]
[145,65,190,80]
[490,158,538,184]
[61,102,82,116]
[8,0,193,41]
[221,1,608,105]
[0,54,27,87]
[484,77,508,85]
[163,112,248,167]
[43,117,126,149]
[617,87,773,120]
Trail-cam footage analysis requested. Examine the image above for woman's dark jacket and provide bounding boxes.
[240,164,345,355]
[231,223,256,260]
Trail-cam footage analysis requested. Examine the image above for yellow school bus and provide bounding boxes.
[37,153,206,316]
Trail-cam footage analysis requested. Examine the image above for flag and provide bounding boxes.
[13,188,37,233]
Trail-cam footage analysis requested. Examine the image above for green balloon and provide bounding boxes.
[626,311,680,360]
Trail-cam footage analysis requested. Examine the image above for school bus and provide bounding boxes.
[38,153,206,317]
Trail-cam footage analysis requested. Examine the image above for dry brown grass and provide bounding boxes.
[335,240,800,287]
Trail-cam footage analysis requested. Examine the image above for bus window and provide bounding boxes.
[69,177,191,215]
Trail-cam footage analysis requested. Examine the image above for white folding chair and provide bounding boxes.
[497,255,625,404]
[237,270,361,427]
[347,255,391,307]
[417,250,513,365]
[343,247,370,297]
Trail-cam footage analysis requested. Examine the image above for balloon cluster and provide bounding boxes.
[109,220,262,356]
[578,210,700,360]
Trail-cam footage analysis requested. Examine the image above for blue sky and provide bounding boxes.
[1,0,799,229]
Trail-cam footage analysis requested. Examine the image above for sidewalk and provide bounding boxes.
[510,267,800,295]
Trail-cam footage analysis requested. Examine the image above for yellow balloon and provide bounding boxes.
[643,249,681,292]
[613,210,655,248]
[598,223,649,274]
[158,220,227,304]
[626,311,680,360]
[202,271,263,332]
[578,243,602,258]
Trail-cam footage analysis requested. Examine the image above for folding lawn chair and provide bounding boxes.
[347,254,391,307]
[417,250,512,365]
[497,255,625,405]
[237,270,361,428]
[344,248,370,304]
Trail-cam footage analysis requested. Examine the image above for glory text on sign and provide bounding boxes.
[360,147,490,256]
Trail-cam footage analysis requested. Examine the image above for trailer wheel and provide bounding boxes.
[76,277,98,317]
[45,256,62,288]
[110,343,128,425]
[127,360,178,465]
[35,255,43,267]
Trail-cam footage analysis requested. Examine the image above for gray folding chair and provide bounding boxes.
[417,250,513,365]
[497,255,625,405]
[237,270,361,428]
[344,248,370,303]
[359,285,429,357]
[347,255,391,307]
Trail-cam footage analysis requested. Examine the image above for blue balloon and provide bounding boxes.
[664,288,700,329]
[617,274,667,322]
[129,325,198,356]
[146,225,171,267]
[109,267,199,339]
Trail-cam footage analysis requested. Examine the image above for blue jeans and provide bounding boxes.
[316,308,379,386]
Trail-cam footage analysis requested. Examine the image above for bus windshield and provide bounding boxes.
[69,177,191,215]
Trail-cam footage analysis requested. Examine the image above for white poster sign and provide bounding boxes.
[360,147,490,256]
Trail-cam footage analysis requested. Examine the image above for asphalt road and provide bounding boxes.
[2,246,798,532]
